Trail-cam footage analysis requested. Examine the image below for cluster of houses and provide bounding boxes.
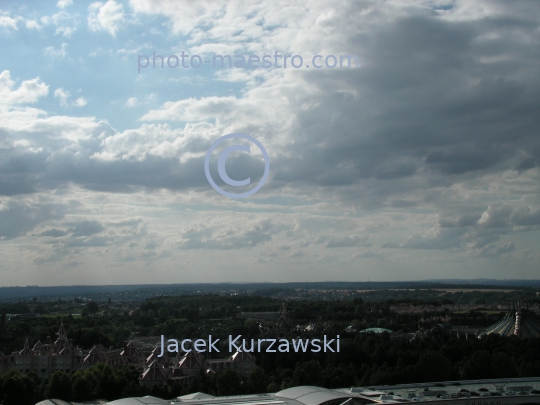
[0,321,256,387]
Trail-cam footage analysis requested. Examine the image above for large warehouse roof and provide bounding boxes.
[275,386,357,405]
[35,378,540,405]
[106,396,170,405]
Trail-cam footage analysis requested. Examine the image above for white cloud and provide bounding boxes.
[57,0,74,8]
[55,26,75,37]
[0,15,45,31]
[88,0,124,37]
[124,94,156,108]
[54,88,71,107]
[91,122,217,162]
[325,235,369,248]
[125,97,138,107]
[0,14,18,31]
[54,88,87,108]
[354,250,383,259]
[25,19,41,30]
[39,10,80,37]
[44,43,68,59]
[74,97,87,107]
[0,71,49,105]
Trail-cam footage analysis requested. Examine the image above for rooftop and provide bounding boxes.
[35,377,540,405]
[349,377,540,403]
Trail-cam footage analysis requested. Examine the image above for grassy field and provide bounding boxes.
[453,310,504,315]
[41,313,82,318]
[357,288,517,293]
[433,288,516,293]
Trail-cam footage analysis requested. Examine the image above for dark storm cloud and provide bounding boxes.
[325,235,369,248]
[47,154,208,193]
[0,130,267,196]
[439,213,483,228]
[36,229,68,237]
[387,227,488,251]
[510,207,540,227]
[515,157,537,173]
[0,149,48,195]
[0,201,64,239]
[30,218,149,264]
[425,149,503,174]
[66,220,104,237]
[0,176,37,195]
[385,201,540,255]
[374,163,418,180]
[266,2,540,209]
[177,219,276,250]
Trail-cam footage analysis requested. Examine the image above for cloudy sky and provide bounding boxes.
[1,0,539,286]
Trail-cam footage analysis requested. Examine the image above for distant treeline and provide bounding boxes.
[357,289,538,304]
[0,280,537,302]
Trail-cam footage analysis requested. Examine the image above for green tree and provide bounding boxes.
[414,351,454,382]
[216,369,242,396]
[85,363,116,399]
[0,371,37,405]
[247,366,269,394]
[149,383,172,399]
[47,371,73,401]
[72,374,93,402]
[469,350,493,379]
[492,352,518,378]
[267,382,280,392]
[34,305,48,314]
[294,360,322,386]
[87,301,100,315]
[121,381,147,398]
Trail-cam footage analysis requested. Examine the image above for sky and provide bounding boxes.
[1,0,539,286]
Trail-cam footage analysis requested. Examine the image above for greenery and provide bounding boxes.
[0,364,152,405]
[1,293,539,404]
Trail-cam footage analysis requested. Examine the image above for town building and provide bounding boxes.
[1,321,256,387]
[139,347,256,387]
[0,322,144,377]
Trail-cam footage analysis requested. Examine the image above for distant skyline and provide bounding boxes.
[1,0,540,286]
[1,279,538,303]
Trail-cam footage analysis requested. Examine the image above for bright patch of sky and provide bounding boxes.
[1,0,245,131]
